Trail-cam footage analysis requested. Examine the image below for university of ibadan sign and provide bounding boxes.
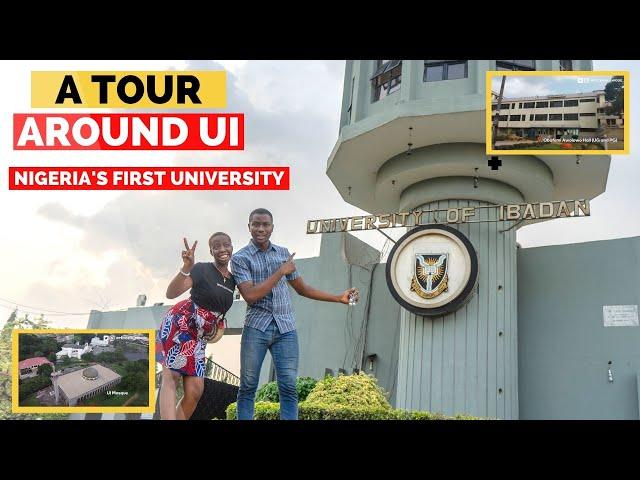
[306,199,589,317]
[306,199,590,234]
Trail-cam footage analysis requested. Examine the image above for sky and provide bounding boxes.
[0,60,637,346]
[491,74,615,98]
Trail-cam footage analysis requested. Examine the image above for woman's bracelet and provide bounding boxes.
[179,269,191,276]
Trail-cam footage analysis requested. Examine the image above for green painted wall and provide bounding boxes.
[396,199,519,419]
[518,236,640,419]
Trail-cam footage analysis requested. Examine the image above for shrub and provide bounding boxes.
[296,376,317,402]
[255,381,279,403]
[19,376,51,398]
[304,372,390,409]
[226,401,280,420]
[225,401,482,420]
[225,373,483,420]
[255,376,318,403]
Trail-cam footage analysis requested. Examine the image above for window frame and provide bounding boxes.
[496,60,536,71]
[424,60,469,82]
[371,60,403,102]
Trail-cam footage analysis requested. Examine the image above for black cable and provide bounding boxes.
[0,296,89,316]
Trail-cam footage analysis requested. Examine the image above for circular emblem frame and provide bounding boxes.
[385,224,478,317]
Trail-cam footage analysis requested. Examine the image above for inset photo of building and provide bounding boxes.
[12,329,154,413]
[486,71,628,154]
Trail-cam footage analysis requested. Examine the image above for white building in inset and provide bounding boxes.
[493,90,602,138]
[90,335,111,347]
[492,90,623,140]
[56,342,92,360]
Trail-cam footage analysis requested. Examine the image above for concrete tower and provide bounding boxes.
[327,60,610,419]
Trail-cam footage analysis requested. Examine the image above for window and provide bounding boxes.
[530,114,534,121]
[534,114,548,121]
[564,100,579,107]
[496,60,536,71]
[535,102,549,108]
[500,104,510,110]
[559,60,573,71]
[519,103,523,108]
[498,115,508,121]
[564,113,579,120]
[550,100,563,108]
[509,115,521,121]
[523,102,535,108]
[579,98,595,103]
[371,60,402,102]
[580,113,596,117]
[424,60,468,82]
[549,114,563,121]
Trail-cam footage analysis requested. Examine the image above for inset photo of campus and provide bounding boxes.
[486,71,628,154]
[13,330,154,412]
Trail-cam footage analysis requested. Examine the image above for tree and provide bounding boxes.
[0,310,64,419]
[604,76,624,116]
[38,363,53,378]
[83,352,95,362]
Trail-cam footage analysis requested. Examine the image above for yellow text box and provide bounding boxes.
[32,71,226,108]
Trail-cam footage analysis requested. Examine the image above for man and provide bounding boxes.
[231,208,359,420]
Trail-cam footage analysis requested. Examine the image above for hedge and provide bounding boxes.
[225,372,483,420]
[225,402,482,420]
[255,376,317,403]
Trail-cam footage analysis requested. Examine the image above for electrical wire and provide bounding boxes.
[0,296,89,316]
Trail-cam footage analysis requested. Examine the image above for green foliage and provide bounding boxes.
[95,351,126,363]
[296,376,317,402]
[225,373,483,420]
[304,372,390,409]
[18,334,59,361]
[0,310,66,420]
[37,363,53,378]
[83,353,95,362]
[255,376,318,403]
[604,75,624,116]
[255,381,279,402]
[19,375,51,398]
[225,401,482,420]
[120,360,149,394]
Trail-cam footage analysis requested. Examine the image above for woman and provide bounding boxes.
[156,232,236,420]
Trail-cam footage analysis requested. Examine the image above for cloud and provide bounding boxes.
[492,76,552,98]
[35,61,351,282]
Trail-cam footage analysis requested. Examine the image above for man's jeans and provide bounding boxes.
[237,321,299,420]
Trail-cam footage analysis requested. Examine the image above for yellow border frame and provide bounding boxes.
[12,329,156,414]
[485,70,630,155]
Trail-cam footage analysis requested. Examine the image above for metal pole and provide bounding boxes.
[492,75,507,150]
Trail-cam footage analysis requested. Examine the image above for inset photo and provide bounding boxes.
[12,329,155,414]
[486,71,629,155]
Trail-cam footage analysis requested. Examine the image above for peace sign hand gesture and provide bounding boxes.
[181,238,198,273]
